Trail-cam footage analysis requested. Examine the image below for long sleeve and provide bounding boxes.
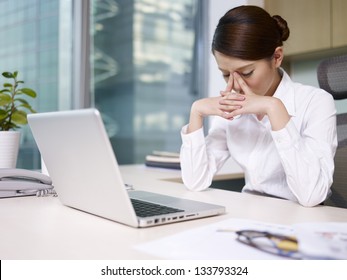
[271,92,337,207]
[180,118,230,191]
[180,71,337,207]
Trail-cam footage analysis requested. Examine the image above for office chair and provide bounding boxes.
[317,54,347,208]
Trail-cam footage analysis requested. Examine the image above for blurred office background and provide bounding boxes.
[0,0,208,169]
[0,0,346,170]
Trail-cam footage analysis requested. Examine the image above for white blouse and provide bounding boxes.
[180,70,337,207]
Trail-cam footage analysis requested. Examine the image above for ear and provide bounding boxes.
[273,47,284,68]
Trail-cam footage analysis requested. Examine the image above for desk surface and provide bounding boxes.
[1,164,347,259]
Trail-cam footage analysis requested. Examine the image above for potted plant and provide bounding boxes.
[0,71,37,168]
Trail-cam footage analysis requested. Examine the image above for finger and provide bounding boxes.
[233,78,241,93]
[220,90,228,97]
[230,107,243,118]
[233,72,251,95]
[221,111,234,120]
[219,104,242,113]
[225,74,233,92]
[218,98,243,113]
[220,92,245,101]
[219,97,244,105]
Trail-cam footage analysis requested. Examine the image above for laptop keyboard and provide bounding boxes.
[131,198,184,218]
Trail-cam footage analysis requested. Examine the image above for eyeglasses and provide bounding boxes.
[235,230,301,259]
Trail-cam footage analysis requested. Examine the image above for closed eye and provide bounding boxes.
[240,70,254,78]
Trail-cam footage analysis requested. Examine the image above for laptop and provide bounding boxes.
[27,109,225,227]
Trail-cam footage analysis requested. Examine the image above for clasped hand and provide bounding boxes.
[222,72,274,120]
[195,72,268,120]
[190,72,289,132]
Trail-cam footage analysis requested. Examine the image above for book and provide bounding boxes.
[145,151,181,169]
[151,150,180,157]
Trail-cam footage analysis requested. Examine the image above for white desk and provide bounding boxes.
[1,164,347,259]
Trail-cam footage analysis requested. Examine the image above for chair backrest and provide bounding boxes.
[327,145,347,208]
[317,54,347,208]
[336,113,347,148]
[317,54,347,100]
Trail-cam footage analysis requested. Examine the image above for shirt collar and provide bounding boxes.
[273,69,296,117]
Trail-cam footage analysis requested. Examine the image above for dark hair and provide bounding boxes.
[212,6,290,60]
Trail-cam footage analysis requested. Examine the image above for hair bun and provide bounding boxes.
[272,15,290,42]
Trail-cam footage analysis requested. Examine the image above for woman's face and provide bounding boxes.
[214,49,282,97]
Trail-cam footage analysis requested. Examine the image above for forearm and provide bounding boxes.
[272,120,336,206]
[266,97,290,131]
[180,147,215,191]
[278,142,333,206]
[181,119,230,191]
[180,126,217,191]
[187,101,204,134]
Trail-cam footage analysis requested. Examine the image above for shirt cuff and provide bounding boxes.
[271,119,300,150]
[181,124,205,147]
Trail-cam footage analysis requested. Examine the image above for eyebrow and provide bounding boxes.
[218,63,255,73]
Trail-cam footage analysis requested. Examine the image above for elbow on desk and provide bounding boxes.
[289,171,332,207]
[297,198,324,208]
[295,189,329,207]
[180,163,214,191]
[181,174,212,192]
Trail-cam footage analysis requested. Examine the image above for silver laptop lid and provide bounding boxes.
[28,108,139,227]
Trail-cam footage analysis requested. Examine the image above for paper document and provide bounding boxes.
[135,218,293,260]
[135,218,347,260]
[294,222,347,259]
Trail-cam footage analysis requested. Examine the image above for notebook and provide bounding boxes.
[27,108,225,228]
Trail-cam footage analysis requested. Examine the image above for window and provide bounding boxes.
[90,0,207,164]
[0,0,73,169]
[0,0,207,168]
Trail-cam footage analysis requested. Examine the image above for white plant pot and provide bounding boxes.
[0,131,21,168]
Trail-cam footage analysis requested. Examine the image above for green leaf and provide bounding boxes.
[0,93,12,106]
[2,72,14,78]
[18,103,36,113]
[17,88,37,98]
[11,110,27,125]
[0,109,8,120]
[1,71,37,129]
[19,103,31,109]
[2,122,20,130]
[14,98,29,105]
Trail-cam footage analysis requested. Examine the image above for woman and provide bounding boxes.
[180,6,337,207]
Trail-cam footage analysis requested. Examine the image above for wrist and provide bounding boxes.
[266,97,290,131]
[191,100,203,117]
[187,101,204,133]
